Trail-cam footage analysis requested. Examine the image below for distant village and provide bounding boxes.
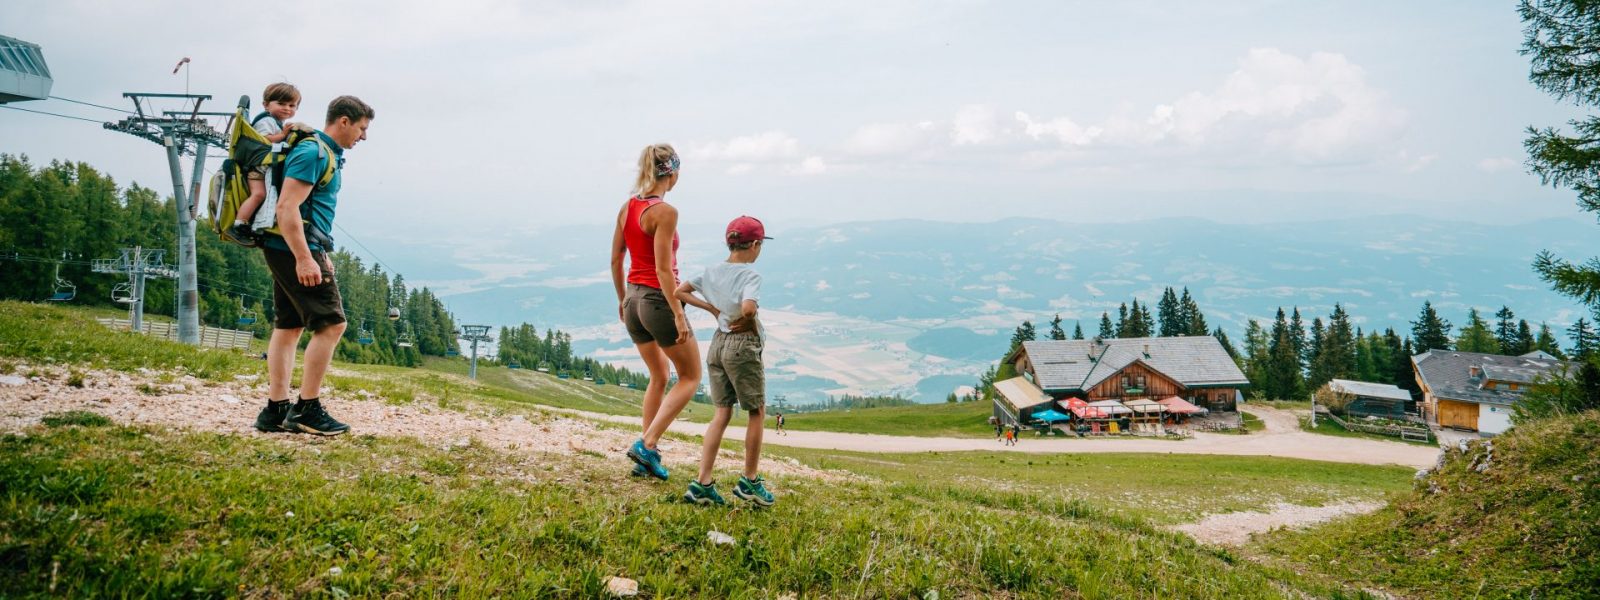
[984,288,1596,439]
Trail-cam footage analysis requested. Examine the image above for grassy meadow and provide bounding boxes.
[0,301,1446,597]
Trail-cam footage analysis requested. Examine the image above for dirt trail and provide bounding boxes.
[549,403,1440,469]
[1171,500,1386,546]
[0,366,838,482]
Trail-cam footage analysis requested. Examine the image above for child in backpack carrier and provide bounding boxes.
[228,82,302,244]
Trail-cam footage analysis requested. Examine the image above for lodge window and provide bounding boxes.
[1121,375,1129,388]
[1136,375,1146,388]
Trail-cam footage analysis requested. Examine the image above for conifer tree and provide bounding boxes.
[1157,287,1180,336]
[1494,306,1521,354]
[1181,288,1209,336]
[1009,320,1037,353]
[1536,323,1567,359]
[1115,303,1129,337]
[1048,313,1067,340]
[1267,308,1305,400]
[1243,319,1270,388]
[1571,317,1600,360]
[1410,301,1453,352]
[1072,321,1085,340]
[1515,320,1537,355]
[1306,317,1327,385]
[1213,326,1241,366]
[1098,312,1116,339]
[1289,307,1308,372]
[1394,337,1420,395]
[1457,308,1499,353]
[1522,1,1600,318]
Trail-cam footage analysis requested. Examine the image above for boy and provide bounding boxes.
[229,82,303,245]
[674,215,775,507]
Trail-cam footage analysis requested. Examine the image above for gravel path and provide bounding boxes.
[0,366,837,482]
[553,404,1440,469]
[1170,499,1386,546]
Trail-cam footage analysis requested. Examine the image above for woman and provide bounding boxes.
[611,143,699,480]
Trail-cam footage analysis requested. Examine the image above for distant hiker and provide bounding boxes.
[612,144,712,480]
[229,82,304,244]
[675,215,776,507]
[774,411,786,436]
[1003,426,1015,446]
[252,95,374,437]
[1012,424,1022,445]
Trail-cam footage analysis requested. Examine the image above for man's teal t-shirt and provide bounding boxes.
[262,130,342,253]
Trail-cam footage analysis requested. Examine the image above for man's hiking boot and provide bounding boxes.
[627,439,669,480]
[284,398,349,436]
[683,480,727,506]
[254,399,293,433]
[227,223,259,248]
[734,475,775,507]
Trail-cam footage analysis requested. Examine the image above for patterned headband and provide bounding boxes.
[656,154,680,178]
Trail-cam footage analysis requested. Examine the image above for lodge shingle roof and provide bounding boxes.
[1412,350,1575,406]
[1019,336,1249,392]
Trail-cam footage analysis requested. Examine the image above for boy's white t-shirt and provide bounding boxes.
[248,113,285,228]
[687,262,763,340]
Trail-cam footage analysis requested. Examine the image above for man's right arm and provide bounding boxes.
[275,176,323,286]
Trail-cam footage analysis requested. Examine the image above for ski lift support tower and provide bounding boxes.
[459,325,493,380]
[102,92,228,345]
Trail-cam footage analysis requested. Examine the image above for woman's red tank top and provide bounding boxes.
[624,196,678,289]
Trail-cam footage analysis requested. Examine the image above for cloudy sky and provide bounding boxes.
[1,0,1589,241]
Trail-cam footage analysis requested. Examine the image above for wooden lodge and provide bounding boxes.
[996,336,1250,427]
[1412,350,1575,435]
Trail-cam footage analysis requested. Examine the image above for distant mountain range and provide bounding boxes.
[388,215,1595,403]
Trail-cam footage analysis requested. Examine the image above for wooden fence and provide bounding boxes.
[1317,406,1433,443]
[95,318,255,351]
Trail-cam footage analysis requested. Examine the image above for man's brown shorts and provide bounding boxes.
[623,283,685,348]
[707,330,764,411]
[262,246,345,332]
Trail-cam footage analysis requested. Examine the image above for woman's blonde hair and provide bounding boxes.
[634,143,679,195]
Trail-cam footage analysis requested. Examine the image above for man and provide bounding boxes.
[252,95,374,436]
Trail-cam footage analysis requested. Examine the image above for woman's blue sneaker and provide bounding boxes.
[734,475,775,507]
[683,480,727,506]
[629,463,649,477]
[627,439,669,480]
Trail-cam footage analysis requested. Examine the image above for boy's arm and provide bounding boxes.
[727,273,761,332]
[264,128,291,143]
[673,281,719,317]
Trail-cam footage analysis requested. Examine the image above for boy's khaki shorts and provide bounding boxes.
[707,330,764,411]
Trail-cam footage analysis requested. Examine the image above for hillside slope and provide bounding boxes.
[1254,411,1600,598]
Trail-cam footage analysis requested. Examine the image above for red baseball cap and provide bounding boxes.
[726,215,773,243]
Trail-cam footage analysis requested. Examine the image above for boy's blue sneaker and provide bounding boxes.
[734,475,775,507]
[683,480,727,506]
[626,439,669,481]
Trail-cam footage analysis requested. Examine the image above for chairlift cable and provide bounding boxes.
[0,104,105,124]
[47,95,136,115]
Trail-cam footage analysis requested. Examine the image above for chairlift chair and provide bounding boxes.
[236,297,257,325]
[508,362,522,369]
[111,282,135,304]
[396,332,414,348]
[594,378,606,386]
[356,321,374,345]
[446,348,460,357]
[387,306,401,321]
[48,264,75,301]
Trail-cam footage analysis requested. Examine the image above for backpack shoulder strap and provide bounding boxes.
[311,137,337,188]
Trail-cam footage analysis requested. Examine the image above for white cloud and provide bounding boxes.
[831,48,1406,167]
[1398,150,1438,173]
[844,121,940,156]
[951,105,1002,145]
[788,156,828,175]
[814,280,831,291]
[1478,157,1519,173]
[686,131,800,163]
